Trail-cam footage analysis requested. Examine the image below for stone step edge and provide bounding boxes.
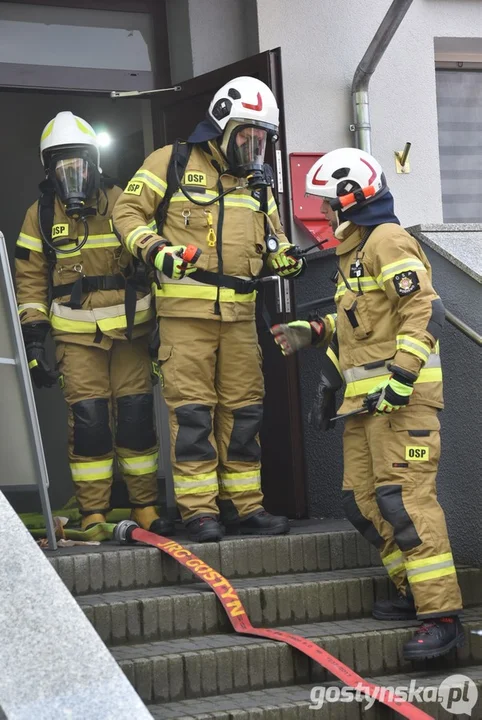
[49,530,385,596]
[111,607,482,662]
[146,666,482,720]
[77,564,479,604]
[117,618,482,705]
[79,568,481,646]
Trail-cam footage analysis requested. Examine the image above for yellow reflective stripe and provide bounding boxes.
[173,472,218,496]
[155,284,257,303]
[126,225,155,254]
[377,259,426,285]
[50,295,153,333]
[56,247,81,257]
[17,233,43,253]
[97,309,153,333]
[224,196,260,211]
[335,277,380,300]
[383,550,404,565]
[70,460,113,481]
[170,190,262,212]
[28,359,38,369]
[118,452,158,476]
[382,550,405,576]
[409,566,457,584]
[131,169,167,197]
[40,120,54,141]
[54,234,120,256]
[50,315,97,333]
[344,367,443,398]
[326,346,341,376]
[396,335,431,362]
[18,302,48,316]
[75,118,96,137]
[326,313,337,332]
[267,197,277,215]
[220,288,256,303]
[405,552,453,571]
[170,189,218,202]
[219,470,261,492]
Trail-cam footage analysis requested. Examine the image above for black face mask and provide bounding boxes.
[223,124,277,187]
[47,148,100,218]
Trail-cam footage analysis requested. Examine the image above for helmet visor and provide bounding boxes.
[232,126,268,170]
[54,157,90,200]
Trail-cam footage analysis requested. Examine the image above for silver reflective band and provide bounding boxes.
[342,352,441,384]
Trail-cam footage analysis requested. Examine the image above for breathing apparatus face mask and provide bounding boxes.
[221,121,278,188]
[47,149,100,218]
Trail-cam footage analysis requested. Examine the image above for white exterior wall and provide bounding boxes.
[256,0,482,228]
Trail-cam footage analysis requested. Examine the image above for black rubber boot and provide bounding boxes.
[403,616,464,660]
[186,516,224,543]
[130,507,176,536]
[232,509,290,536]
[149,518,176,536]
[372,590,417,621]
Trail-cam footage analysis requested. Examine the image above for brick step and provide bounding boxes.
[78,567,481,645]
[48,523,382,596]
[146,665,482,719]
[114,610,482,705]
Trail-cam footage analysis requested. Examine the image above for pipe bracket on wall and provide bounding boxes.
[395,142,412,173]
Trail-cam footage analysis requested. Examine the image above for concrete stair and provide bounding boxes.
[47,521,482,719]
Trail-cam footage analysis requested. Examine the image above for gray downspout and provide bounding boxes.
[352,0,413,153]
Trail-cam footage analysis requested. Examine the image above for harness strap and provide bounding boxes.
[192,269,258,294]
[52,274,128,307]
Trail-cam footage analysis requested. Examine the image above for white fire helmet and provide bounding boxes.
[208,76,279,134]
[208,77,279,179]
[305,148,386,212]
[40,111,100,169]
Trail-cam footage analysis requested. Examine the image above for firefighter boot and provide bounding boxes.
[185,515,224,543]
[81,513,106,531]
[372,588,417,621]
[131,507,176,536]
[403,617,464,660]
[235,509,290,536]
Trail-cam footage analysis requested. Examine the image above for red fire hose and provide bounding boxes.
[114,522,434,720]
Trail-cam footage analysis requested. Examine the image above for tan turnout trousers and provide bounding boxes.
[343,404,462,618]
[158,316,265,521]
[56,337,159,514]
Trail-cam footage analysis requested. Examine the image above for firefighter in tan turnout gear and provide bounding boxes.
[271,148,464,661]
[15,111,173,536]
[113,77,303,542]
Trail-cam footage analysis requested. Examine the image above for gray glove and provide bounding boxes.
[270,320,324,356]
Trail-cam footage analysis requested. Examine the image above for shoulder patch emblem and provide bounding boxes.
[393,270,420,297]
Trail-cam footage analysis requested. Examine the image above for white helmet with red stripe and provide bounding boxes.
[208,76,279,134]
[305,148,386,212]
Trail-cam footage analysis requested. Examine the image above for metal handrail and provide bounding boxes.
[296,297,482,347]
[446,310,482,346]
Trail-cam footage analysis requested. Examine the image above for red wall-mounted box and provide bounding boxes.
[289,152,338,250]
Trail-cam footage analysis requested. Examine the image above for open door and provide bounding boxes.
[151,50,307,518]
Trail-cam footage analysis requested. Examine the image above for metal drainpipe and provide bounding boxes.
[352,0,413,153]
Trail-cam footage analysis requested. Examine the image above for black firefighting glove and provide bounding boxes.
[308,374,337,432]
[22,323,59,389]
